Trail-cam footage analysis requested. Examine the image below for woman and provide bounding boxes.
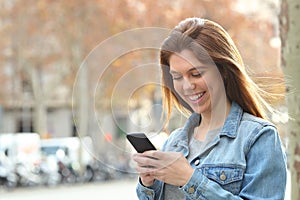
[133,18,287,200]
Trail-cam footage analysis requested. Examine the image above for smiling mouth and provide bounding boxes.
[187,92,206,101]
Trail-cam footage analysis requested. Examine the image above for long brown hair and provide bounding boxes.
[160,17,274,123]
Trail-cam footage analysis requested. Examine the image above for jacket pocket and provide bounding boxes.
[201,164,245,195]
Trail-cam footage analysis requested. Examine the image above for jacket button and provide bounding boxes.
[194,159,200,166]
[220,171,227,181]
[188,186,195,194]
[146,191,153,195]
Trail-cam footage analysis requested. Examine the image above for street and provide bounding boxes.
[0,179,139,200]
[0,171,291,200]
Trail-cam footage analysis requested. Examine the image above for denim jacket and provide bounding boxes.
[136,102,287,200]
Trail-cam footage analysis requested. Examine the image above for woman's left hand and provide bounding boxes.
[133,151,194,186]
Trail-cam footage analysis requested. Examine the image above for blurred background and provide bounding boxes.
[0,0,289,199]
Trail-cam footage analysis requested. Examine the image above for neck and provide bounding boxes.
[194,100,231,140]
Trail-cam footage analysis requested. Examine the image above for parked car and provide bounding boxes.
[0,133,42,187]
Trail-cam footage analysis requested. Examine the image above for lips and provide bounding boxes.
[187,92,206,102]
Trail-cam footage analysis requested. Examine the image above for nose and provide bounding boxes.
[183,78,195,90]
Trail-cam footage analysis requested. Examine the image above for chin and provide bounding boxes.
[192,107,207,114]
[191,103,211,114]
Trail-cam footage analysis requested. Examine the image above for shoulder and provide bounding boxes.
[240,112,276,134]
[162,113,200,151]
[162,127,184,148]
[222,102,277,140]
[239,113,280,151]
[169,127,185,138]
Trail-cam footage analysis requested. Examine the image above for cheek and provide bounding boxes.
[197,79,208,89]
[203,71,222,91]
[205,75,226,97]
[173,81,182,93]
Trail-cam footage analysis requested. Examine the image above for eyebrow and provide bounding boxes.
[169,66,207,74]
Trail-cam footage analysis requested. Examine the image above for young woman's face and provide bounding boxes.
[169,49,225,115]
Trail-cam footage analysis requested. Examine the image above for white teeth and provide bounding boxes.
[188,92,204,101]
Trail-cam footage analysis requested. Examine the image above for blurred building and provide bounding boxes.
[0,104,74,138]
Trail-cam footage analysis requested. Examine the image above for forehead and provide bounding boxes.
[169,49,205,71]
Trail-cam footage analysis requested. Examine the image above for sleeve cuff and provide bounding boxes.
[136,178,161,198]
[180,169,207,199]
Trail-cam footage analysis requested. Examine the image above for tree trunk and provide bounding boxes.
[279,0,300,199]
[29,66,48,136]
[73,39,89,175]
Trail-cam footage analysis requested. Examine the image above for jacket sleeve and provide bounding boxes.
[179,125,287,200]
[136,179,163,200]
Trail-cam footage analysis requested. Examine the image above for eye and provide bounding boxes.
[190,67,206,78]
[172,75,182,80]
[170,72,183,80]
[191,72,202,77]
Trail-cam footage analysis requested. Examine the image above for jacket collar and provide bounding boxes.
[167,102,243,154]
[181,101,243,140]
[219,101,243,138]
[175,112,201,148]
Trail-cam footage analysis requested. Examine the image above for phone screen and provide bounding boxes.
[126,133,156,153]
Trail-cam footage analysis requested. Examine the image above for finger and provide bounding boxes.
[143,151,181,161]
[140,173,155,180]
[151,165,168,175]
[152,152,184,167]
[135,162,156,169]
[133,152,156,161]
[132,153,147,163]
[135,165,157,174]
[142,150,162,160]
[134,154,161,168]
[132,153,143,160]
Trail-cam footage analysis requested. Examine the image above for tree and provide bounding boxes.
[0,0,285,163]
[279,0,300,199]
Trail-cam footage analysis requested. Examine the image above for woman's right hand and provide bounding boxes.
[139,172,155,187]
[133,153,156,187]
